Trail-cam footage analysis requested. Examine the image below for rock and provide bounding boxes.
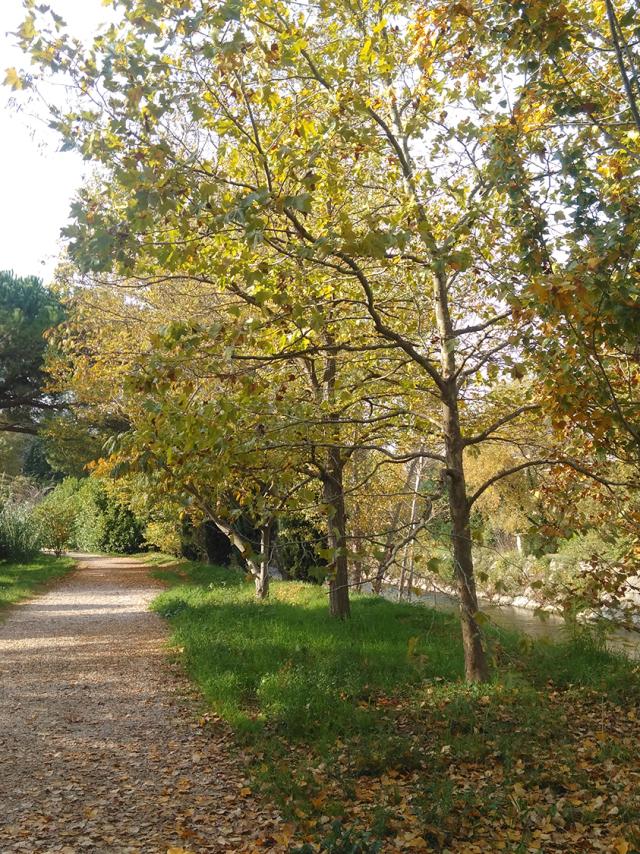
[542,604,561,614]
[623,575,640,606]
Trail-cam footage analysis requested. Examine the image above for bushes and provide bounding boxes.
[37,499,75,556]
[0,477,43,561]
[471,534,617,609]
[144,519,182,556]
[101,500,143,553]
[276,515,327,582]
[36,477,144,555]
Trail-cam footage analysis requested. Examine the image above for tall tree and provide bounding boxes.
[17,0,620,679]
[0,271,64,435]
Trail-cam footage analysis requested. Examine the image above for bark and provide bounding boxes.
[351,560,363,590]
[444,418,488,682]
[255,520,272,600]
[399,457,423,601]
[322,446,351,619]
[372,539,395,595]
[434,269,489,683]
[349,454,364,590]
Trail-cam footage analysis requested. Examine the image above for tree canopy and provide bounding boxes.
[0,271,64,436]
[9,0,640,682]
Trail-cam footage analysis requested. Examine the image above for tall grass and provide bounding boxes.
[0,500,42,561]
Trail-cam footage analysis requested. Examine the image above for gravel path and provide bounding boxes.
[0,555,285,854]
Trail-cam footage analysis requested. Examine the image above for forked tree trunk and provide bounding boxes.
[323,446,351,619]
[255,520,272,600]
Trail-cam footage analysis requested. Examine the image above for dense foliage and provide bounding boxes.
[0,499,42,561]
[5,0,640,682]
[0,271,63,436]
[36,477,144,555]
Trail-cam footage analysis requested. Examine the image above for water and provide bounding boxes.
[382,586,640,659]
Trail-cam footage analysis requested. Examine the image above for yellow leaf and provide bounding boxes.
[614,841,630,854]
[360,38,373,61]
[167,849,195,854]
[3,67,23,91]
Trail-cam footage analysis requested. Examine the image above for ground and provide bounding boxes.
[150,558,640,853]
[0,555,285,854]
[3,555,640,853]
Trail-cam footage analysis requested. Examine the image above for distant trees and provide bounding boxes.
[0,271,64,436]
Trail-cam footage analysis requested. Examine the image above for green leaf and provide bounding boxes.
[284,193,312,213]
[220,0,243,21]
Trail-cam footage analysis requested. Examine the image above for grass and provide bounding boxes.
[147,555,640,851]
[0,553,75,616]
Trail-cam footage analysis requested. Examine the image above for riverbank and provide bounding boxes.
[147,555,640,852]
[383,576,640,659]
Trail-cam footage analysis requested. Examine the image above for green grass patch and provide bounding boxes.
[149,557,640,850]
[0,554,75,616]
[151,560,464,738]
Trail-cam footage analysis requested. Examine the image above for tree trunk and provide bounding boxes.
[323,446,351,619]
[255,520,272,600]
[375,457,421,595]
[398,550,407,601]
[372,539,394,594]
[434,266,489,683]
[447,418,489,682]
[402,457,423,601]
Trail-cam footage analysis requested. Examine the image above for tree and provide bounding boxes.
[479,1,640,464]
[0,271,64,435]
[18,0,624,679]
[50,269,417,612]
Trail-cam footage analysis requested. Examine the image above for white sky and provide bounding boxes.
[0,0,111,282]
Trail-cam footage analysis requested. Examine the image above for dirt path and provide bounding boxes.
[0,555,285,854]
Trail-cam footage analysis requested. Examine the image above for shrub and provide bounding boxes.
[34,498,76,555]
[34,476,144,555]
[144,520,182,556]
[72,479,107,551]
[275,515,327,582]
[101,500,143,554]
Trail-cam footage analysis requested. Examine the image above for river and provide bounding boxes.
[382,586,640,660]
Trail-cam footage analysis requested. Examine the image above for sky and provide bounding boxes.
[0,0,111,282]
